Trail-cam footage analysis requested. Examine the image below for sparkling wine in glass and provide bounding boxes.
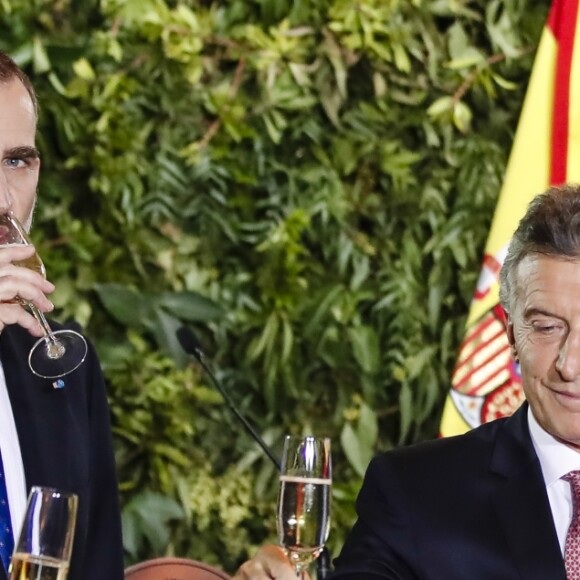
[9,486,78,580]
[0,212,87,378]
[277,435,332,578]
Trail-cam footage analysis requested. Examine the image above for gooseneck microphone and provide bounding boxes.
[176,326,281,470]
[176,326,330,579]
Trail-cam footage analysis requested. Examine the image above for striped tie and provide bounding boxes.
[563,470,580,579]
[0,450,13,572]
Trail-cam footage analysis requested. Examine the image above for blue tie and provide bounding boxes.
[0,451,13,572]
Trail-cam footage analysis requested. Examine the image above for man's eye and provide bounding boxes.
[4,158,25,168]
[533,323,561,333]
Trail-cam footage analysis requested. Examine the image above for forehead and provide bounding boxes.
[514,254,580,311]
[0,79,36,148]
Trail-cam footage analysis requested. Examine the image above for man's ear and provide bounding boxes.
[504,313,518,361]
[505,312,514,345]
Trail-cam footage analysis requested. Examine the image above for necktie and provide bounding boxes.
[563,470,580,579]
[0,450,13,572]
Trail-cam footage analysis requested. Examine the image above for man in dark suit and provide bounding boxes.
[235,184,580,579]
[0,51,123,578]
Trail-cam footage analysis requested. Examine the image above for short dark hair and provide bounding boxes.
[499,183,580,312]
[0,51,38,116]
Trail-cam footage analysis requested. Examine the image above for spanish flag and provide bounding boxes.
[439,0,580,436]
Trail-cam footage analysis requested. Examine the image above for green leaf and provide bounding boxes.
[427,96,454,118]
[340,423,370,478]
[446,49,484,69]
[348,325,380,374]
[453,101,472,133]
[159,291,223,322]
[122,492,184,556]
[398,383,413,443]
[151,308,187,365]
[32,36,50,73]
[73,57,96,82]
[94,284,153,327]
[340,401,378,477]
[359,401,379,450]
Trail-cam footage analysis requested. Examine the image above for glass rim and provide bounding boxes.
[283,434,331,442]
[29,486,78,500]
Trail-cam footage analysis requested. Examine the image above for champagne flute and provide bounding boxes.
[0,212,87,379]
[277,435,332,578]
[9,486,78,580]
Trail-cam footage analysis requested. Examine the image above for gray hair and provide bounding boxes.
[499,183,580,313]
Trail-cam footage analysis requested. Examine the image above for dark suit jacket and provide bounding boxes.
[329,403,567,579]
[0,324,124,580]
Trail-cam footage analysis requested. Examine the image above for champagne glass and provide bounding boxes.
[277,435,332,578]
[9,486,78,580]
[0,212,87,379]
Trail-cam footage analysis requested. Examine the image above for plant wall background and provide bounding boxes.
[0,0,548,572]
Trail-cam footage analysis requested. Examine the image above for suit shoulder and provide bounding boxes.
[370,414,514,482]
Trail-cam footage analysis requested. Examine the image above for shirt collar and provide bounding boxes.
[528,406,580,486]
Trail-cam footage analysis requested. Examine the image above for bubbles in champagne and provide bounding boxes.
[277,475,331,567]
[9,553,68,580]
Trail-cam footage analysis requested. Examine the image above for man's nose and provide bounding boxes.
[0,172,13,213]
[556,333,580,380]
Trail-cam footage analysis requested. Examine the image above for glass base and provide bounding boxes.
[28,330,88,379]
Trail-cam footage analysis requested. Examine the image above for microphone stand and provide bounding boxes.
[176,327,330,578]
[317,547,331,579]
[176,326,280,470]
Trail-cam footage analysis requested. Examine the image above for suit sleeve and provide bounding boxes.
[82,340,124,579]
[327,455,420,580]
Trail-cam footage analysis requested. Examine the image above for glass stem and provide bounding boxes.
[29,305,65,360]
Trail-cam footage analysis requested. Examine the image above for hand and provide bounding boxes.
[233,545,312,580]
[0,244,54,336]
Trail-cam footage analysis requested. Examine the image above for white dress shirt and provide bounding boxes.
[528,407,580,555]
[0,360,27,540]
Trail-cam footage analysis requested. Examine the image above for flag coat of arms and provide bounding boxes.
[439,0,580,436]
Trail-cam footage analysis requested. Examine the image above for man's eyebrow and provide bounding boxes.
[4,146,40,159]
[523,307,562,320]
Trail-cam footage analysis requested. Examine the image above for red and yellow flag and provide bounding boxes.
[439,0,580,436]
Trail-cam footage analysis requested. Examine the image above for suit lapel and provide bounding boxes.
[1,326,77,492]
[490,405,566,580]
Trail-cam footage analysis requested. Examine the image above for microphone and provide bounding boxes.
[176,326,281,470]
[177,326,331,579]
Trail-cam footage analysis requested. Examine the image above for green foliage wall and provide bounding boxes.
[1,0,548,571]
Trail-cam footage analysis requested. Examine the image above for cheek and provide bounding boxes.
[518,340,559,381]
[7,172,37,194]
[514,331,544,370]
[10,171,38,213]
[11,176,38,231]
